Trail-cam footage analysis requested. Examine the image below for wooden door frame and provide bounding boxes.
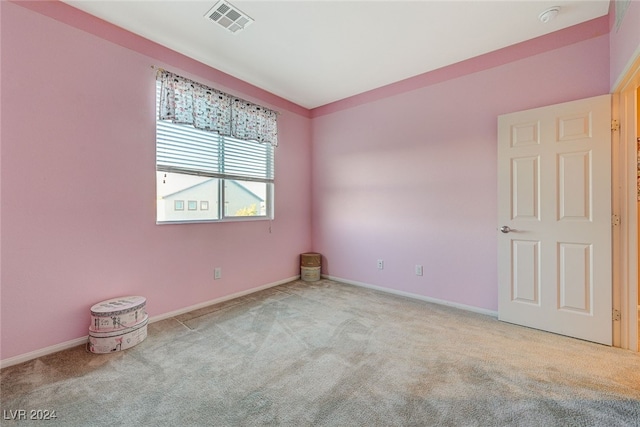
[612,53,639,352]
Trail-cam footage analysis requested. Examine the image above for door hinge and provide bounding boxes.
[612,214,621,226]
[611,119,620,131]
[612,309,621,322]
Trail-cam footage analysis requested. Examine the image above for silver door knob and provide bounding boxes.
[500,226,512,233]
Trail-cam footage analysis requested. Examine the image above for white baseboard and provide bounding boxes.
[0,276,300,370]
[148,275,299,323]
[323,274,499,318]
[0,337,90,370]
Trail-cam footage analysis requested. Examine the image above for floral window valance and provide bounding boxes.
[158,70,278,147]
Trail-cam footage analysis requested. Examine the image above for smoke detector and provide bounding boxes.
[538,6,560,23]
[205,0,254,34]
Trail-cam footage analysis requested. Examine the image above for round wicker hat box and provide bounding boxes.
[301,266,321,281]
[300,253,321,282]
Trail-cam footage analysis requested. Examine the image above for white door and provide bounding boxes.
[498,94,612,345]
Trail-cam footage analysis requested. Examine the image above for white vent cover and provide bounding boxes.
[205,0,254,34]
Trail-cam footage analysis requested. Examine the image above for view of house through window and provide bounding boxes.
[155,80,274,223]
[157,172,220,221]
[156,173,270,222]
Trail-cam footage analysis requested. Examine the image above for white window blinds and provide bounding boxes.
[156,81,274,183]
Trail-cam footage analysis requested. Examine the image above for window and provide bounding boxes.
[155,78,275,223]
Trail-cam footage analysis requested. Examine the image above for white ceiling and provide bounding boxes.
[63,0,610,109]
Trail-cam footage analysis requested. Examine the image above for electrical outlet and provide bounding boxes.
[214,267,222,280]
[415,265,423,276]
[377,259,384,270]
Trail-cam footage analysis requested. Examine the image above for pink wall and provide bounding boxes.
[610,0,640,88]
[0,1,620,363]
[0,1,312,360]
[311,28,610,311]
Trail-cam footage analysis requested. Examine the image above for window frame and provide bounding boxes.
[155,82,275,225]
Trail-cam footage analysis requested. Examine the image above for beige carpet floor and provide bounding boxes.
[1,279,639,426]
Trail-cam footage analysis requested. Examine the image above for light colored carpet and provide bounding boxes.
[1,279,639,426]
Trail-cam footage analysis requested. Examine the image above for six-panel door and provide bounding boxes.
[497,94,612,345]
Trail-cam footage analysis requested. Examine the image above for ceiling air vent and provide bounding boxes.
[204,0,254,34]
